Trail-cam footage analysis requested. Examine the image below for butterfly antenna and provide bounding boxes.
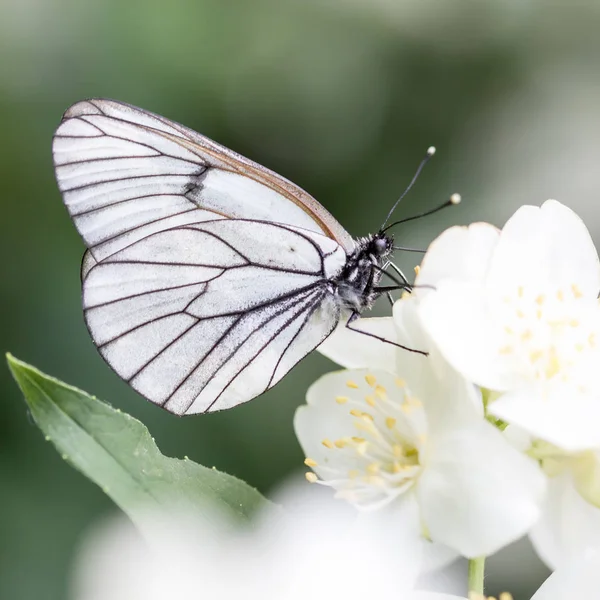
[380,146,436,229]
[383,193,461,233]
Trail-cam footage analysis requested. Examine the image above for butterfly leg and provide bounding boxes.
[388,261,410,287]
[377,263,411,304]
[345,311,427,355]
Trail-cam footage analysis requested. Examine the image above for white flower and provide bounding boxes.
[419,200,600,452]
[70,489,466,600]
[300,301,545,558]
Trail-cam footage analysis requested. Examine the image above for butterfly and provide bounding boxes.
[53,99,455,416]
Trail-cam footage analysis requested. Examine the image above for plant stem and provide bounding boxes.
[468,556,486,598]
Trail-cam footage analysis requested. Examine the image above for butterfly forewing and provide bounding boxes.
[53,98,355,263]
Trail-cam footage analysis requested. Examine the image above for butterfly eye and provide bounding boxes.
[374,237,389,254]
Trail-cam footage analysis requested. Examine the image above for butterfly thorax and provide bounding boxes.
[334,232,394,313]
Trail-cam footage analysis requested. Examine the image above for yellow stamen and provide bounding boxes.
[350,409,363,417]
[392,444,404,458]
[395,378,406,387]
[569,319,579,327]
[518,285,524,297]
[517,309,525,318]
[335,395,349,404]
[545,349,560,379]
[352,436,366,443]
[557,289,564,301]
[385,417,397,429]
[334,439,346,449]
[366,462,380,475]
[414,265,421,275]
[304,458,317,467]
[365,395,376,407]
[521,329,532,341]
[374,388,386,402]
[572,283,583,298]
[535,294,545,305]
[321,438,334,449]
[365,374,377,387]
[305,472,318,483]
[530,350,543,362]
[346,380,359,389]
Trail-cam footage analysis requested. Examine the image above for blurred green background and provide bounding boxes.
[3,1,600,598]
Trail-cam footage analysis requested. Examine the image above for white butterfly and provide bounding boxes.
[53,99,437,415]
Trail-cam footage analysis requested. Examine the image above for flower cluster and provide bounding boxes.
[71,491,600,600]
[296,200,600,570]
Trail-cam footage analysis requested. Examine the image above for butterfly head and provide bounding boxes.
[369,232,394,262]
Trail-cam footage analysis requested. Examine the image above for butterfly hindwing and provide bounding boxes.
[82,219,346,414]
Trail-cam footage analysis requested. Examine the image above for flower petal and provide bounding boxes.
[317,317,397,370]
[419,281,520,391]
[416,222,500,292]
[417,421,546,557]
[488,200,600,298]
[531,555,600,600]
[489,388,600,452]
[530,473,600,569]
[294,370,363,468]
[394,298,483,426]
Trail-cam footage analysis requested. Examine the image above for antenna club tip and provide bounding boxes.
[427,146,436,156]
[450,193,461,205]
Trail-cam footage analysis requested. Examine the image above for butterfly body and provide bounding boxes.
[335,232,393,313]
[53,99,396,415]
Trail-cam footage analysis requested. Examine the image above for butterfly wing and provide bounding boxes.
[53,99,353,413]
[82,219,346,414]
[53,98,355,262]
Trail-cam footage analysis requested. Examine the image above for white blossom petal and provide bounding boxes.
[490,388,600,452]
[530,554,600,600]
[393,298,483,428]
[419,281,520,391]
[530,474,600,569]
[317,317,397,370]
[417,421,546,558]
[416,222,500,291]
[488,200,600,298]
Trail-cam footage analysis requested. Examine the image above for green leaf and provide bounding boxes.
[7,354,272,527]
